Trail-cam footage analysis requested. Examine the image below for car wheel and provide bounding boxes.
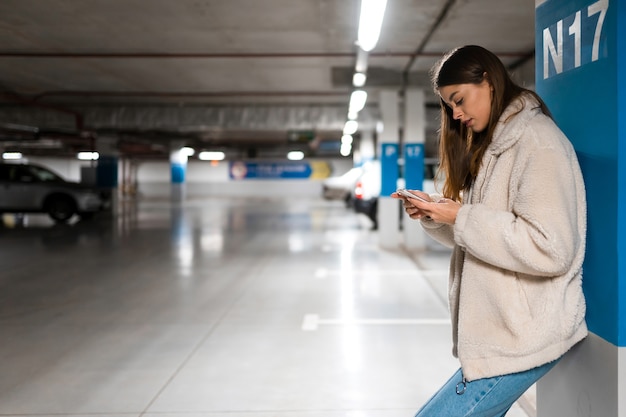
[46,195,76,223]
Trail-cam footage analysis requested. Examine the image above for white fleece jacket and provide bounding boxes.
[421,94,588,381]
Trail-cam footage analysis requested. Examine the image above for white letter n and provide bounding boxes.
[543,20,563,79]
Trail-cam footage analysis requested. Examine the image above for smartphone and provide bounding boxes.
[396,188,429,202]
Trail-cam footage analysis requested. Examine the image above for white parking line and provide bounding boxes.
[302,314,450,331]
[420,269,449,276]
[314,267,437,279]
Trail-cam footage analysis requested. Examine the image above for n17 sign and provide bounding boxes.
[542,0,609,79]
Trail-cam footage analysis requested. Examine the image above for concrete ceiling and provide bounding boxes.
[0,0,537,160]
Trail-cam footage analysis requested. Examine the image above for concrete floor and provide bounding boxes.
[0,196,532,416]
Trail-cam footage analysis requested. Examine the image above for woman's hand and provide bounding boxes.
[391,191,461,225]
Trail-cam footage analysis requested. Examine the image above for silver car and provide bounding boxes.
[0,162,104,223]
[321,166,363,206]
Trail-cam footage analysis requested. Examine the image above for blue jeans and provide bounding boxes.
[414,358,560,417]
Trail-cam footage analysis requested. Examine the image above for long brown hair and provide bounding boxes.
[430,45,550,202]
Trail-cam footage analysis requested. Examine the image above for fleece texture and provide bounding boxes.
[421,94,588,381]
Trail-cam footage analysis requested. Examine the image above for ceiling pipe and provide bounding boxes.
[30,90,350,102]
[0,51,413,59]
[508,50,536,70]
[401,0,457,90]
[400,0,534,89]
[0,92,85,131]
[0,51,530,60]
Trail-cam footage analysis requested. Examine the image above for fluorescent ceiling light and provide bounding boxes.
[353,72,367,87]
[355,48,369,73]
[77,151,99,160]
[343,120,358,135]
[358,0,388,52]
[341,134,353,145]
[199,151,225,161]
[349,90,367,113]
[287,151,305,161]
[2,152,23,160]
[182,146,195,157]
[340,144,352,157]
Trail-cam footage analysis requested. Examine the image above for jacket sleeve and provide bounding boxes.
[452,135,585,277]
[420,217,455,248]
[418,193,456,248]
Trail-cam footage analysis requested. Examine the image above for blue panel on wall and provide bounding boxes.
[404,143,424,190]
[380,143,399,197]
[228,161,313,179]
[536,0,623,345]
[96,156,118,188]
[171,163,186,184]
[617,0,626,347]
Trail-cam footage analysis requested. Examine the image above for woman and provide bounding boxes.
[393,45,588,416]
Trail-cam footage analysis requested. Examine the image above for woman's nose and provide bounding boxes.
[453,108,463,120]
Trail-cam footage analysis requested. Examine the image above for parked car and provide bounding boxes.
[0,162,105,223]
[321,166,363,206]
[351,159,437,228]
[351,160,381,226]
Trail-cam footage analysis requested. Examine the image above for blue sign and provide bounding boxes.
[540,0,609,80]
[536,0,624,345]
[229,161,312,179]
[380,143,399,197]
[404,143,424,190]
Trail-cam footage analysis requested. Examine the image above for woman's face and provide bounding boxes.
[439,79,493,133]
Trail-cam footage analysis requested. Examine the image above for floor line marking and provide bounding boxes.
[314,268,447,279]
[301,314,450,331]
[420,270,450,276]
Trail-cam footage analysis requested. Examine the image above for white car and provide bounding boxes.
[352,159,438,228]
[0,162,104,223]
[321,166,363,205]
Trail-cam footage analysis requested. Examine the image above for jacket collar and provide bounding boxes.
[487,93,541,156]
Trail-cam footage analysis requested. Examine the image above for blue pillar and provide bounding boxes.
[170,144,188,202]
[535,0,625,415]
[402,89,426,250]
[96,156,118,188]
[95,136,119,214]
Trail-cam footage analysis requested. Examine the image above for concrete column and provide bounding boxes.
[402,89,427,250]
[535,0,625,415]
[377,90,400,248]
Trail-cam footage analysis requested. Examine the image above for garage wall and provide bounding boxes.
[135,158,354,199]
[22,156,354,199]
